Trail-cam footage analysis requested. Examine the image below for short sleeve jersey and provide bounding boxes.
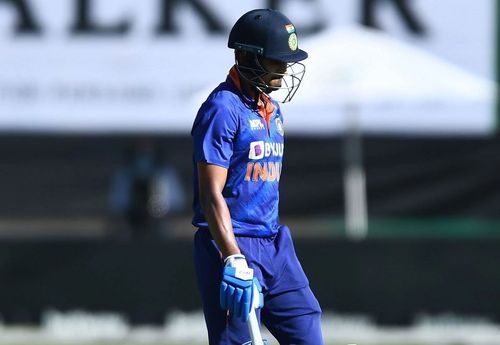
[191,67,285,237]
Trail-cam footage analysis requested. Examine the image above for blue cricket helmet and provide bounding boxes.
[228,9,308,63]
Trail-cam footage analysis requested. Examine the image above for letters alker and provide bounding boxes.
[1,0,425,37]
[0,0,289,36]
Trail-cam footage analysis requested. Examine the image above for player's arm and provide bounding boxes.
[198,161,262,321]
[197,161,240,259]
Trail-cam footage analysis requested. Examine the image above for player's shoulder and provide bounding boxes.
[208,80,242,106]
[192,82,241,132]
[198,81,241,117]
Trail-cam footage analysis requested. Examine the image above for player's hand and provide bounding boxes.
[220,254,263,321]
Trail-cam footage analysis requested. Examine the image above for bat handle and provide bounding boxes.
[247,307,264,345]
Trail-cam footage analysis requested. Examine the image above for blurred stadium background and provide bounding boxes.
[0,0,499,344]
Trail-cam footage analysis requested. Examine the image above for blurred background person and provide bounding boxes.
[109,138,185,238]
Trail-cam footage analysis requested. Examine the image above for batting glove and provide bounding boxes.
[220,254,263,321]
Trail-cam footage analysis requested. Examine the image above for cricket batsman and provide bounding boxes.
[191,9,324,345]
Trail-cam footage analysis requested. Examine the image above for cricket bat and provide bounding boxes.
[247,307,265,345]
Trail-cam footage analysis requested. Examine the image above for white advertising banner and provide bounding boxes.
[0,0,496,134]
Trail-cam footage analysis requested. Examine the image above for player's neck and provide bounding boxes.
[240,79,259,100]
[243,79,274,108]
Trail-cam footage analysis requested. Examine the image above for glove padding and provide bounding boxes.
[220,254,263,322]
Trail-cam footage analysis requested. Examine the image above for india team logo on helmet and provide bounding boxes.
[285,24,298,51]
[288,33,298,51]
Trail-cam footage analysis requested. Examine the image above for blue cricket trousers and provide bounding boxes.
[194,225,324,345]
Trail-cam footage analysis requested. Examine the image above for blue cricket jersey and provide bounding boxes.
[191,67,286,237]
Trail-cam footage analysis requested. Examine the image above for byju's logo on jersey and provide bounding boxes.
[249,119,265,130]
[249,141,265,160]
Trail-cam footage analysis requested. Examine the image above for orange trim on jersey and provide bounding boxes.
[257,93,275,131]
[229,66,243,93]
[228,66,276,131]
